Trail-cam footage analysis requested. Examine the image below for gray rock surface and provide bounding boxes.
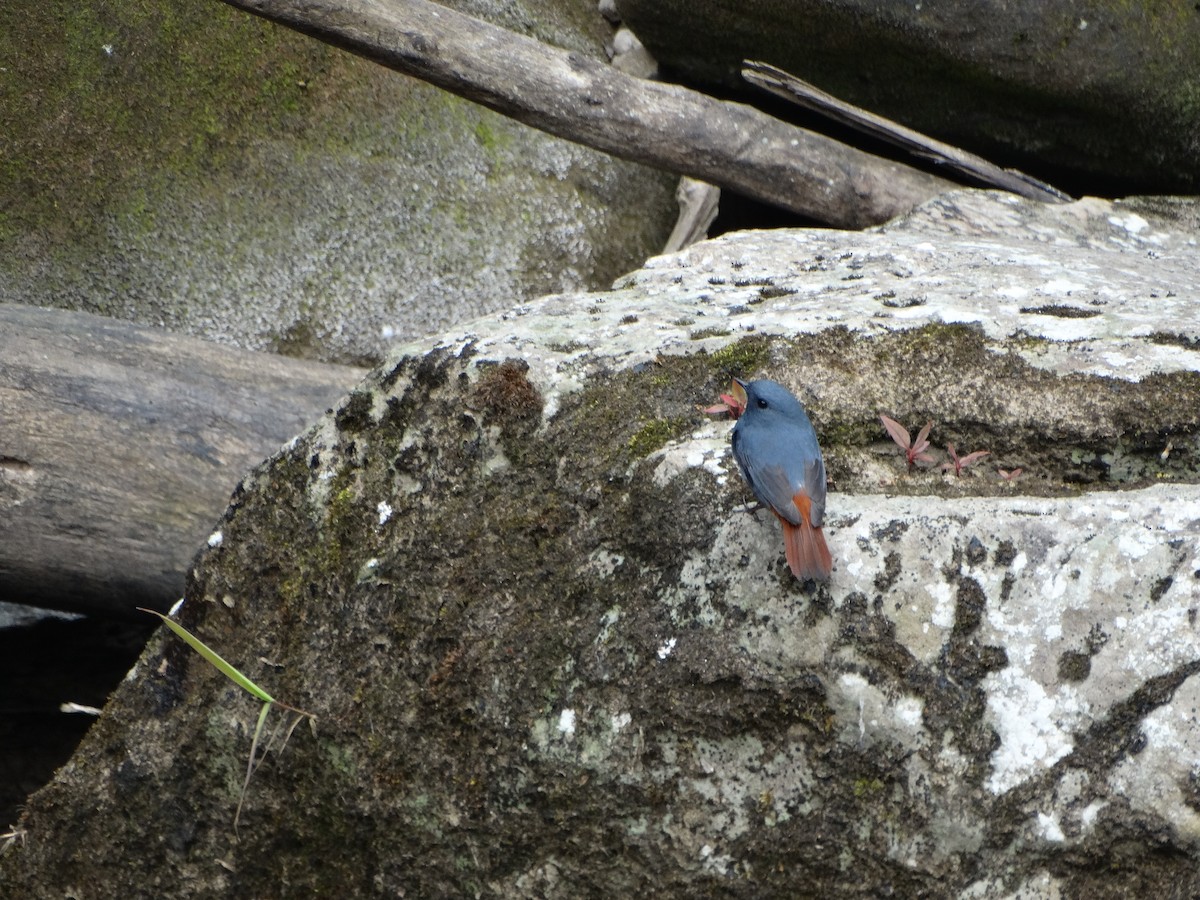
[614,0,1200,195]
[5,191,1200,898]
[0,0,675,366]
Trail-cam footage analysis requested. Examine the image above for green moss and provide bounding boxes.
[853,777,886,798]
[627,417,689,457]
[1008,329,1057,348]
[473,119,506,152]
[888,322,988,360]
[322,740,359,779]
[0,0,329,244]
[708,334,773,381]
[329,483,356,525]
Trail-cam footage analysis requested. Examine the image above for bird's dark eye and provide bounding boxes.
[756,398,769,409]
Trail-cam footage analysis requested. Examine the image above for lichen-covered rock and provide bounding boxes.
[0,0,675,366]
[6,191,1200,898]
[614,0,1200,196]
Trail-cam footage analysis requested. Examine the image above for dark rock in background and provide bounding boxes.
[0,611,155,828]
[614,0,1200,196]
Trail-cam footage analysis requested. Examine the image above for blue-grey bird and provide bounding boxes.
[730,378,832,581]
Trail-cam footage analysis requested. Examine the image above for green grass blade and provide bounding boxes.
[235,701,274,835]
[139,608,276,703]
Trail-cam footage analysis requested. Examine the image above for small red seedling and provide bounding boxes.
[879,414,935,469]
[997,467,1023,481]
[702,379,748,419]
[942,444,990,477]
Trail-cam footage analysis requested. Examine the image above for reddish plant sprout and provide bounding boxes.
[702,379,748,419]
[997,467,1023,482]
[879,414,935,469]
[942,444,990,477]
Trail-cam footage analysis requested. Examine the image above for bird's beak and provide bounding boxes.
[731,379,748,409]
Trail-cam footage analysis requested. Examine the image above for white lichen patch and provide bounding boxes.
[962,484,1200,795]
[356,558,381,583]
[1109,674,1200,842]
[986,669,1076,794]
[592,605,621,646]
[1037,277,1089,296]
[836,499,965,663]
[1036,811,1066,842]
[582,549,626,579]
[684,734,819,841]
[927,580,955,629]
[828,673,927,751]
[698,843,734,875]
[527,701,650,772]
[649,422,733,487]
[557,708,576,738]
[961,870,1067,900]
[689,484,1200,808]
[1107,212,1150,235]
[1078,800,1108,832]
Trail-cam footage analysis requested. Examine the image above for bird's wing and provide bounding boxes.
[804,456,827,528]
[752,463,804,526]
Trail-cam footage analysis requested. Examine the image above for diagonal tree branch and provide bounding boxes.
[217,0,959,228]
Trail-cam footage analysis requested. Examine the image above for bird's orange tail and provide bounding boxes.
[779,492,832,581]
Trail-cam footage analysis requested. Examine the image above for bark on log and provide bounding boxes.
[217,0,958,228]
[0,304,365,617]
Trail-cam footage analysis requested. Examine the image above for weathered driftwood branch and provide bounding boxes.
[217,0,958,228]
[0,304,365,617]
[742,61,1071,204]
[662,177,721,252]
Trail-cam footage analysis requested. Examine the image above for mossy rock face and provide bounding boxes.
[7,192,1200,897]
[0,0,675,366]
[615,0,1200,196]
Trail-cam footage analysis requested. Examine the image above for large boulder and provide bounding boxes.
[614,0,1200,196]
[6,191,1200,897]
[0,0,675,366]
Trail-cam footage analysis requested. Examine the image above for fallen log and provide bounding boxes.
[217,0,958,228]
[0,304,365,617]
